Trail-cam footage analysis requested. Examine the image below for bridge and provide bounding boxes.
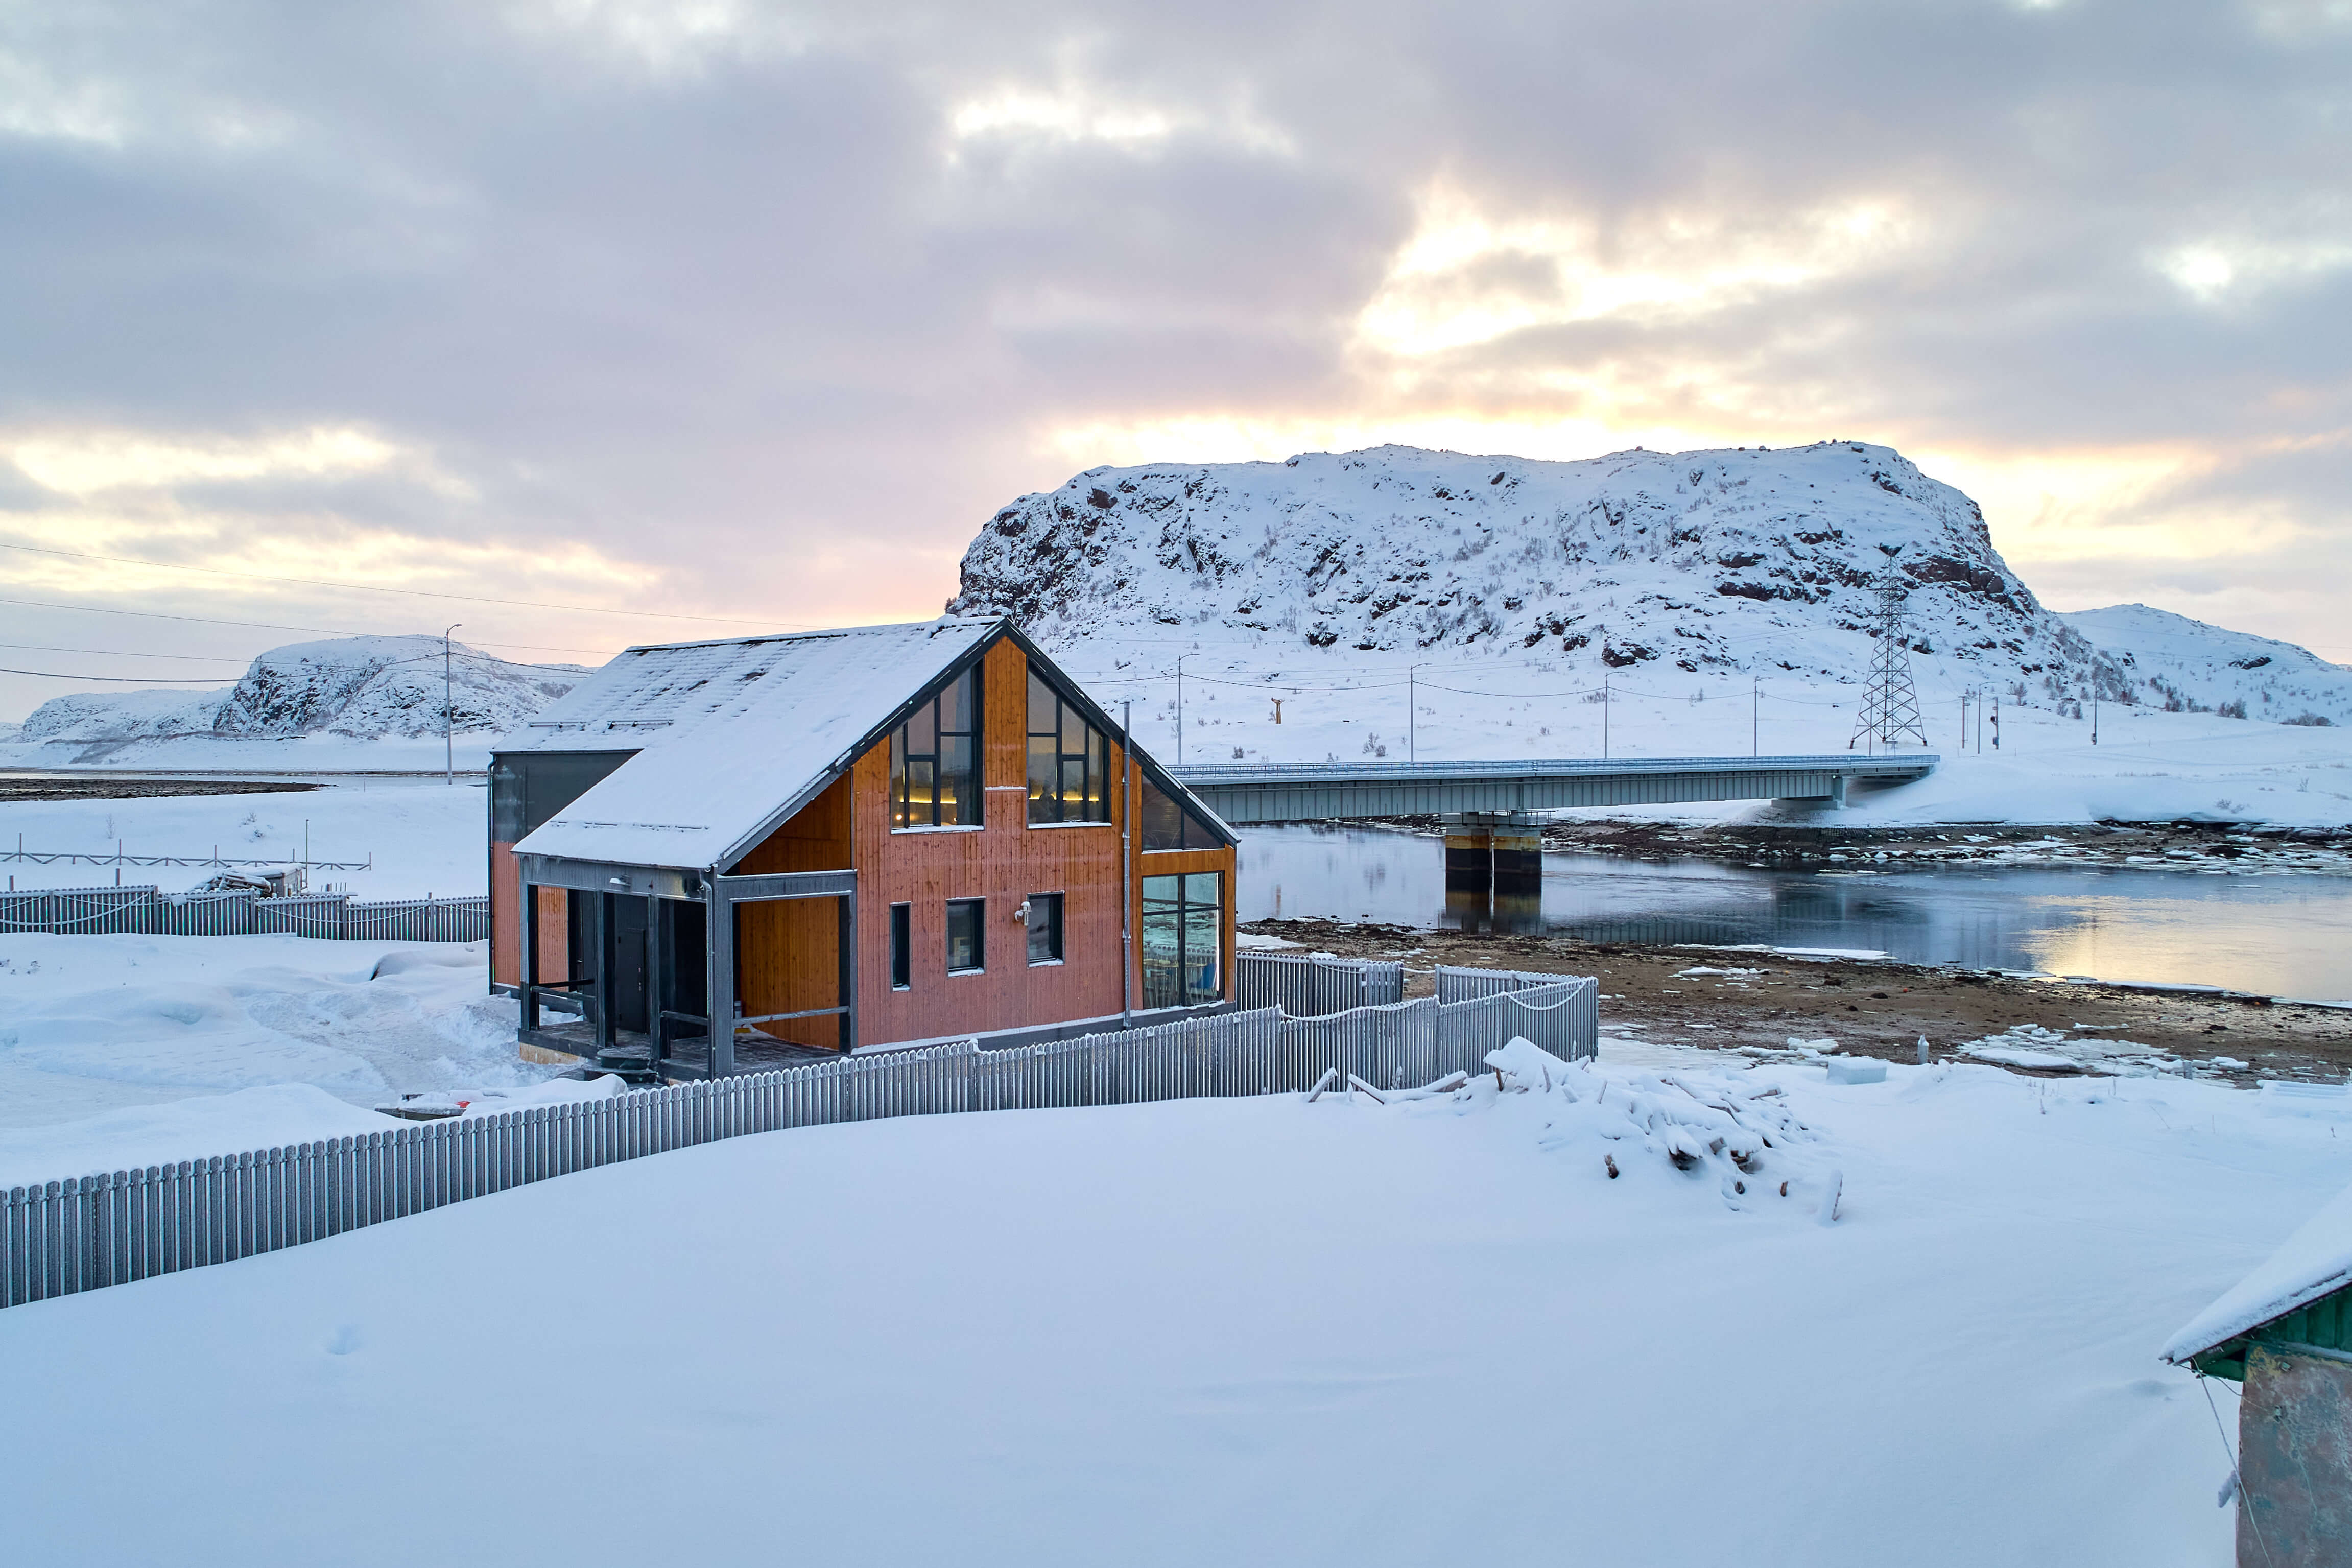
[1167,752,1939,826]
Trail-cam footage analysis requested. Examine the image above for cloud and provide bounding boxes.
[0,0,2348,720]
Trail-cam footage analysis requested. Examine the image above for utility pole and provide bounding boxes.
[1992,691,2001,750]
[1752,676,1760,757]
[2092,690,2099,745]
[1603,673,1610,759]
[1409,663,1428,762]
[1175,653,1190,765]
[443,623,463,785]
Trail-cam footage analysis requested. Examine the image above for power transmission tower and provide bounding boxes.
[1850,548,1927,752]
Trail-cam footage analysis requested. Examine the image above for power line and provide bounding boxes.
[0,540,816,628]
[0,665,232,683]
[0,641,252,664]
[0,594,619,657]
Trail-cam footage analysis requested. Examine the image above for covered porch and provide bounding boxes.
[513,855,857,1081]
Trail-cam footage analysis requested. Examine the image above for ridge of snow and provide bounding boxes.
[2164,1177,2352,1362]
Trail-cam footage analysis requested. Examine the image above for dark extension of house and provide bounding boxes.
[486,615,1240,1079]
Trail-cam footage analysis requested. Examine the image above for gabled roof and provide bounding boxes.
[509,618,997,869]
[2164,1177,2352,1364]
[504,615,1236,872]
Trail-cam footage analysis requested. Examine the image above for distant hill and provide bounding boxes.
[13,636,588,763]
[2059,605,2348,726]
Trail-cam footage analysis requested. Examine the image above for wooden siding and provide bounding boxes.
[849,637,1237,1046]
[490,843,521,987]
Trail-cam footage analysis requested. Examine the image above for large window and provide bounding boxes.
[891,665,980,828]
[1027,670,1110,824]
[1141,873,1221,1009]
[945,898,985,974]
[1139,775,1222,850]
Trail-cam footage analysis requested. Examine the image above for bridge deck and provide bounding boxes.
[1169,752,1937,825]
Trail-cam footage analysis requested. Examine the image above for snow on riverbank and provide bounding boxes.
[0,934,554,1134]
[0,1051,2330,1565]
[0,778,484,897]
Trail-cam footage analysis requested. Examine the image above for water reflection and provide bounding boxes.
[1239,824,2352,1001]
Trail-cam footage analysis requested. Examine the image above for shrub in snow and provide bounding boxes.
[1477,1037,1831,1211]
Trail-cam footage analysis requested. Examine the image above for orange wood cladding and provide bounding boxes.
[490,843,521,987]
[493,844,572,988]
[724,636,1237,1046]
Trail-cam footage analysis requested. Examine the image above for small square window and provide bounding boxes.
[889,903,912,989]
[945,898,985,974]
[1026,893,1063,964]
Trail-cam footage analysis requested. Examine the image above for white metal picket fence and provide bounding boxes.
[1,965,1595,1312]
[1233,950,1406,1015]
[0,885,487,942]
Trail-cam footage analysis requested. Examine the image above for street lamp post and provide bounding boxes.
[443,623,463,785]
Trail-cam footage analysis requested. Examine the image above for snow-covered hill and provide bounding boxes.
[953,441,2348,726]
[2061,604,2349,726]
[954,442,2133,700]
[11,637,586,765]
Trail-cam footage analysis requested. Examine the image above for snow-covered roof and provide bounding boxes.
[509,618,998,870]
[2164,1177,2352,1363]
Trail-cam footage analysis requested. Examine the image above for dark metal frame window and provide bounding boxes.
[891,664,981,828]
[945,898,985,974]
[1141,872,1221,1009]
[889,902,912,989]
[1139,774,1221,850]
[1027,669,1110,824]
[1025,892,1064,965]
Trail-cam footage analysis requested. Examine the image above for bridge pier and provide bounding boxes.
[1443,812,1544,934]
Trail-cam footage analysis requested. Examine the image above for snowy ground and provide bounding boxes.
[0,1047,2328,1566]
[0,934,552,1140]
[0,777,484,897]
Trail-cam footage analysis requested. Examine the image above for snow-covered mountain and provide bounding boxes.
[951,442,2334,723]
[2060,605,2349,726]
[18,637,586,751]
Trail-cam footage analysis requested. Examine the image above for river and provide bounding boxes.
[1238,825,2352,1002]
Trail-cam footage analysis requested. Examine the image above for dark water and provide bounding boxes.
[1238,825,2352,1002]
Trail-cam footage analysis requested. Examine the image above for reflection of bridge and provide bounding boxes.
[1170,753,1939,826]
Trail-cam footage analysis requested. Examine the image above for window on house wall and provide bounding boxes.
[1141,872,1221,1009]
[1139,774,1222,850]
[1026,892,1063,964]
[945,898,985,973]
[889,903,911,989]
[891,664,980,828]
[1027,669,1110,824]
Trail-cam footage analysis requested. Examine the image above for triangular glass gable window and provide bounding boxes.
[1139,774,1221,851]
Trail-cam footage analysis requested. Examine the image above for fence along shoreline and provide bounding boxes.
[0,884,487,942]
[1,961,1597,1311]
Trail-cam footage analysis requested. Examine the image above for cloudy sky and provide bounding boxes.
[1,0,2346,719]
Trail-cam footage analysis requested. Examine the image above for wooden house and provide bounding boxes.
[487,617,1238,1077]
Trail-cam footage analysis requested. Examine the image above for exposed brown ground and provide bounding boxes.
[0,777,317,802]
[1243,917,2352,1081]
